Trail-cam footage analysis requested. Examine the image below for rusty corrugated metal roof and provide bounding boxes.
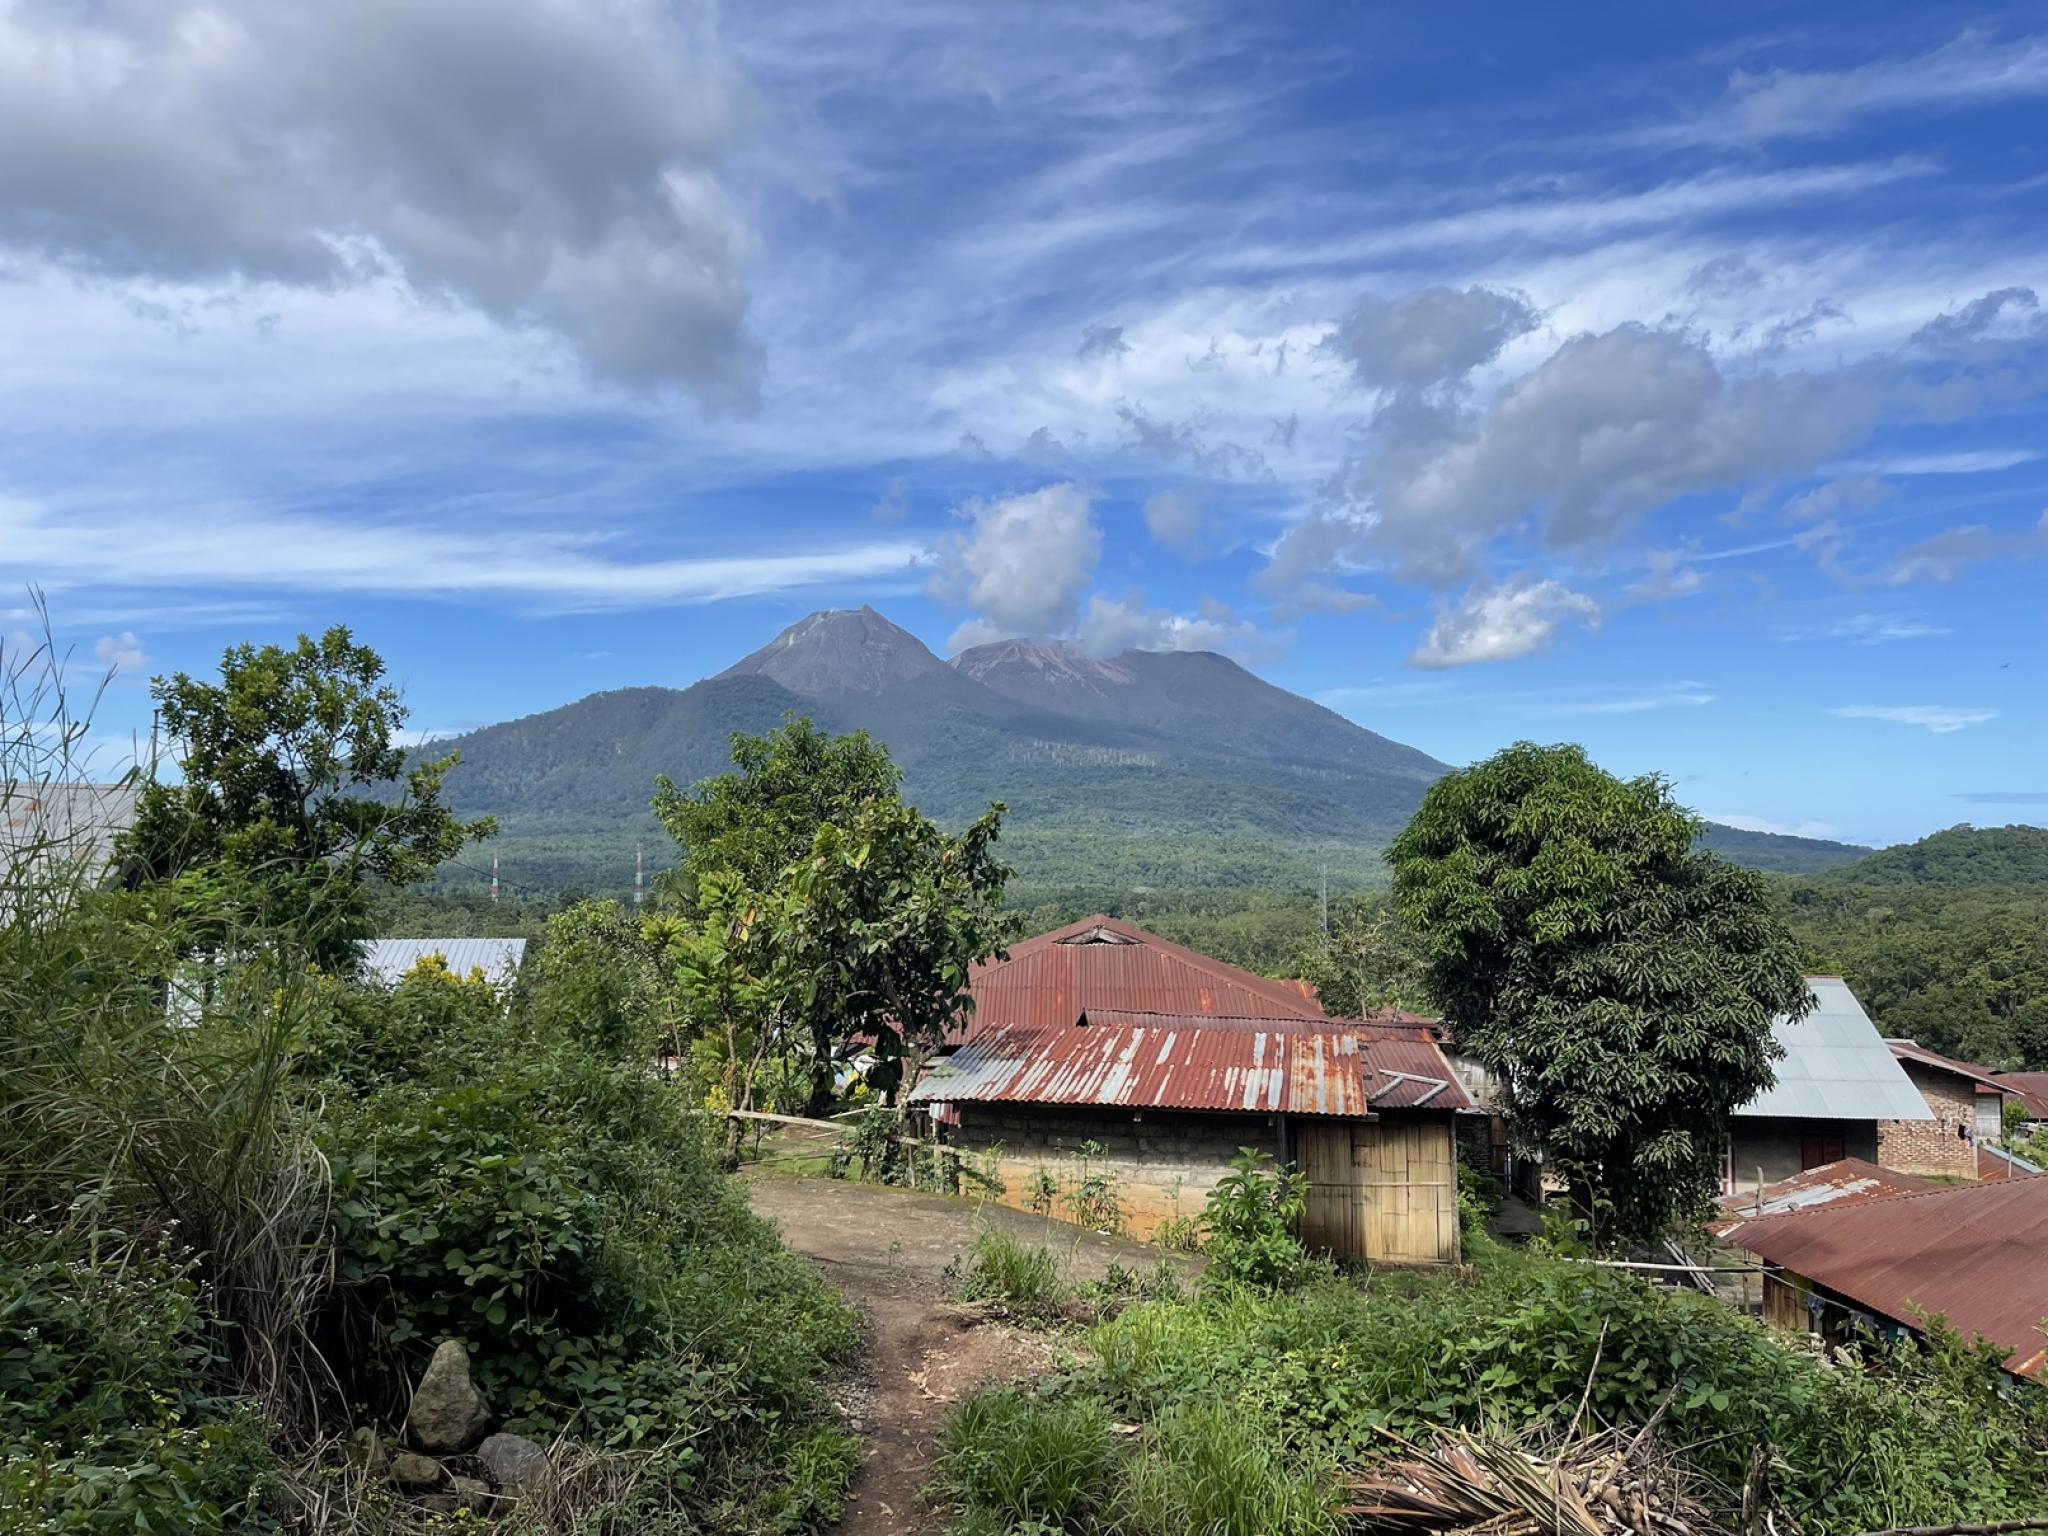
[1723,1174,2048,1375]
[1885,1039,2008,1095]
[1707,1158,1934,1235]
[954,913,1325,1043]
[1996,1072,2048,1120]
[909,1008,1473,1117]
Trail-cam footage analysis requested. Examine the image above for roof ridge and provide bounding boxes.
[990,913,1325,1017]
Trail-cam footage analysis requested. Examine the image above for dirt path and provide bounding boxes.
[744,1175,1176,1536]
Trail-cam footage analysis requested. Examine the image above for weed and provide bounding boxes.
[953,1227,1069,1323]
[1114,1399,1335,1536]
[1061,1140,1126,1233]
[933,1386,1115,1532]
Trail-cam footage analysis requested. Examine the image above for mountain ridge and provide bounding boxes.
[426,606,1870,895]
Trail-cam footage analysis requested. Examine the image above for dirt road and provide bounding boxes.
[743,1176,1173,1535]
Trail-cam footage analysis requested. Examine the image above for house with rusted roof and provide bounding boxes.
[1720,1174,2048,1377]
[1998,1072,2048,1127]
[1880,1038,2009,1177]
[911,914,1472,1264]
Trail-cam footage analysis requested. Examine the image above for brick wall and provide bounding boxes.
[1879,1063,1979,1178]
[1726,1117,1878,1193]
[946,1104,1281,1238]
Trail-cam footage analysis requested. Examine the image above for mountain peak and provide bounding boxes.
[718,606,945,696]
[950,637,1137,695]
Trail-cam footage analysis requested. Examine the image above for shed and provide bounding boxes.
[1724,977,1931,1194]
[1721,1175,2048,1377]
[361,937,528,989]
[1882,1039,2008,1175]
[911,988,1472,1264]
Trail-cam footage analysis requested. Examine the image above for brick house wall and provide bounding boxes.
[1879,1062,1979,1178]
[946,1103,1282,1237]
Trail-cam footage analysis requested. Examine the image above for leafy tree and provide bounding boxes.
[526,899,666,1061]
[122,628,492,967]
[1389,742,1812,1247]
[1288,894,1428,1018]
[654,719,1007,1113]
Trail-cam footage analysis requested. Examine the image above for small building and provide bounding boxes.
[912,915,1472,1264]
[1,780,139,916]
[1997,1072,2048,1128]
[1881,1039,2008,1177]
[1721,1175,2048,1377]
[1723,977,1932,1195]
[361,937,528,989]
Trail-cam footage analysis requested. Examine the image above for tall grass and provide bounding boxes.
[953,1225,1069,1321]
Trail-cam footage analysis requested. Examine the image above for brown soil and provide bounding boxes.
[743,1175,1177,1535]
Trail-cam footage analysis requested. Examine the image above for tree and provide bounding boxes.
[122,627,493,967]
[1289,894,1428,1019]
[1388,741,1812,1247]
[653,718,1004,1114]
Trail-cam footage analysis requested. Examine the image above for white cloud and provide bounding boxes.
[1408,577,1599,669]
[1073,593,1283,664]
[1541,684,1715,716]
[1650,32,2048,146]
[1277,321,1883,587]
[1830,613,1952,644]
[927,482,1101,642]
[1627,548,1704,602]
[1325,286,1540,393]
[92,631,147,676]
[1141,489,1204,556]
[1706,811,1843,841]
[1836,447,2040,475]
[1,493,926,610]
[1830,704,1996,733]
[0,0,761,405]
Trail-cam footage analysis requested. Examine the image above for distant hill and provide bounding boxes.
[1697,824,1870,874]
[427,605,1869,897]
[1812,823,2048,887]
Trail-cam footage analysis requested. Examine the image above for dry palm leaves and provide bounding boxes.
[1342,1424,1728,1536]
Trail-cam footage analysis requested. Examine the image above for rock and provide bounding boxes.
[476,1431,551,1493]
[345,1426,388,1477]
[390,1450,446,1491]
[406,1340,492,1452]
[450,1475,493,1513]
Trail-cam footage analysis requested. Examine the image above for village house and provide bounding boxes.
[910,914,1474,1265]
[1722,977,1933,1195]
[1997,1072,2048,1130]
[1720,1174,2048,1378]
[1880,1038,2009,1177]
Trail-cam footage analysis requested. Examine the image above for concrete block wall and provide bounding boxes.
[947,1104,1281,1238]
[1725,1117,1878,1193]
[1879,1063,1979,1179]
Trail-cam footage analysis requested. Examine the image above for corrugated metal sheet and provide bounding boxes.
[362,937,528,988]
[1885,1039,2007,1095]
[1707,1157,1934,1235]
[1723,1174,2048,1374]
[1998,1073,2048,1120]
[1981,1143,2043,1180]
[1736,977,1932,1123]
[909,1008,1473,1117]
[2,780,138,868]
[954,914,1323,1044]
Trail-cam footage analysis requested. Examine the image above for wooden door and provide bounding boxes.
[1296,1119,1459,1265]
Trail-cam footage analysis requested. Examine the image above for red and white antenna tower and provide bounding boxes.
[490,853,500,902]
[633,844,645,907]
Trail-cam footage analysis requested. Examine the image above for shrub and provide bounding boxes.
[934,1385,1115,1533]
[1199,1149,1320,1293]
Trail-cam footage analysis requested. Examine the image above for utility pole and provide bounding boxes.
[1320,862,1329,935]
[490,853,499,902]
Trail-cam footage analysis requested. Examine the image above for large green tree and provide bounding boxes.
[1388,741,1812,1246]
[1288,894,1429,1019]
[122,627,492,967]
[654,718,1007,1114]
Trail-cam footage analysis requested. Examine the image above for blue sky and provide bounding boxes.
[1,1,2044,847]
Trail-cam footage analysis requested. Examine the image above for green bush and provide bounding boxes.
[934,1386,1116,1533]
[1199,1149,1322,1293]
[0,1231,279,1534]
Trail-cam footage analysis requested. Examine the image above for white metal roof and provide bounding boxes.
[361,937,527,988]
[1735,977,1932,1123]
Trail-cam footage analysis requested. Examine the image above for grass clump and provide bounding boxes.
[1117,1401,1333,1536]
[934,1385,1115,1534]
[952,1227,1070,1322]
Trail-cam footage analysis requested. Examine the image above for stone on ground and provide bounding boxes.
[477,1430,552,1493]
[406,1339,492,1452]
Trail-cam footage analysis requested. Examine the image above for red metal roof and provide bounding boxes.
[1707,1158,1934,1236]
[909,1008,1473,1117]
[1998,1072,2048,1120]
[1885,1040,2007,1095]
[1722,1175,2048,1375]
[954,913,1324,1043]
